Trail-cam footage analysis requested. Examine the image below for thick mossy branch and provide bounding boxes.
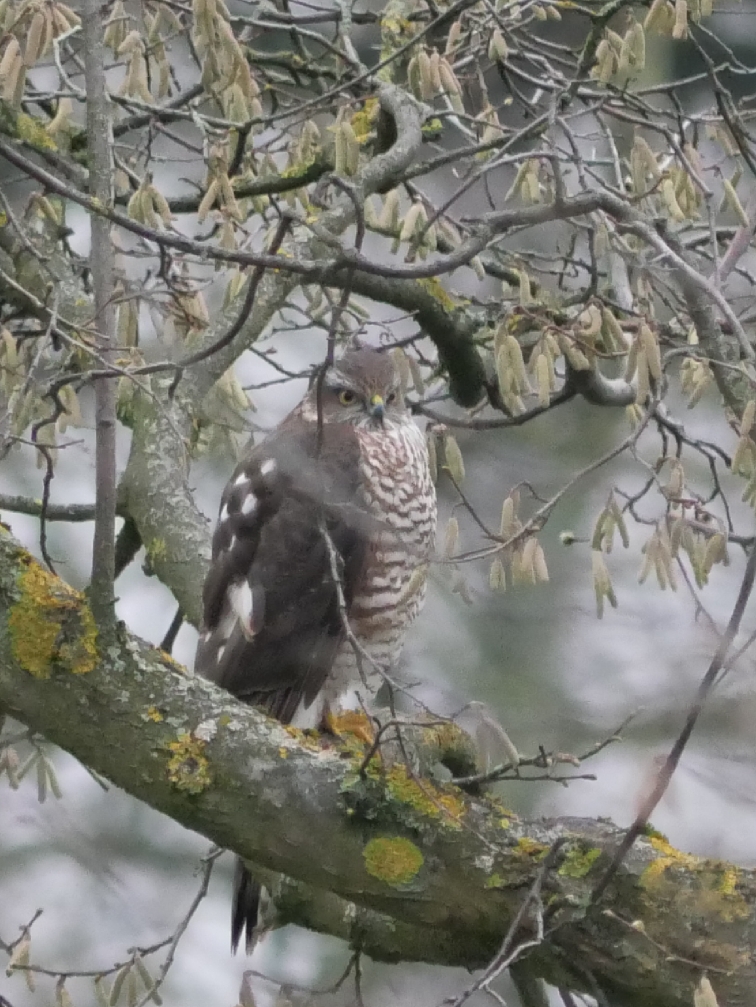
[1,531,756,1007]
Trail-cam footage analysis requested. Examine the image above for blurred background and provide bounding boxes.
[4,0,756,1004]
[4,338,756,1007]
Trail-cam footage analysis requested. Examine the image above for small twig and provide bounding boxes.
[134,846,222,1007]
[453,711,638,788]
[0,496,111,522]
[603,908,729,975]
[166,212,293,396]
[81,0,117,628]
[356,716,449,777]
[445,839,567,1007]
[32,443,58,575]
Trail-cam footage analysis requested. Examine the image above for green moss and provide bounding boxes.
[517,837,549,858]
[383,762,465,826]
[147,538,167,562]
[164,732,212,794]
[416,277,459,312]
[16,112,57,150]
[8,558,98,678]
[558,844,602,879]
[281,161,317,179]
[351,98,379,144]
[363,836,424,886]
[641,836,750,923]
[718,866,740,897]
[341,743,467,833]
[641,823,668,842]
[485,872,505,889]
[421,117,443,138]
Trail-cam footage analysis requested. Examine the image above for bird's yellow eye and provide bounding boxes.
[338,389,357,406]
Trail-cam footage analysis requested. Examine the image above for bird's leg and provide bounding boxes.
[321,706,376,747]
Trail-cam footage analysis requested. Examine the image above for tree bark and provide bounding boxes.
[1,529,755,1007]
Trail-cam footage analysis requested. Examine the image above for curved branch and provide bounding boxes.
[1,531,756,1007]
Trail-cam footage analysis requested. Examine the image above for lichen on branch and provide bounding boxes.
[1,530,756,1007]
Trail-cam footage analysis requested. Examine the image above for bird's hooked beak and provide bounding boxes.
[369,394,385,423]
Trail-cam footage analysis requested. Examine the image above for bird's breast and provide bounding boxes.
[329,423,437,697]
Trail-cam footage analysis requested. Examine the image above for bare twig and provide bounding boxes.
[81,0,117,627]
[444,839,567,1007]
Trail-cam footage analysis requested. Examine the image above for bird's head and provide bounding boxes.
[304,348,407,429]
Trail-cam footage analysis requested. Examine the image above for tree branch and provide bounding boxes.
[81,0,117,626]
[1,530,756,1007]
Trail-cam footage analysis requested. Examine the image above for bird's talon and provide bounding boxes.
[325,709,376,746]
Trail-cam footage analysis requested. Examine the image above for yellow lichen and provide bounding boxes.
[330,709,374,745]
[363,836,424,886]
[424,721,464,751]
[383,762,465,826]
[416,277,459,312]
[642,835,700,887]
[718,866,739,897]
[165,732,212,794]
[281,160,320,178]
[350,98,379,144]
[147,538,167,562]
[8,559,98,678]
[421,118,443,138]
[16,112,57,150]
[278,746,289,759]
[160,651,187,673]
[517,837,548,857]
[283,724,320,750]
[641,837,750,923]
[146,706,164,722]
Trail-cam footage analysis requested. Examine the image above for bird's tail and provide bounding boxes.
[231,857,261,954]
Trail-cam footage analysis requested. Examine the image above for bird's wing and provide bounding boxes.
[195,423,370,723]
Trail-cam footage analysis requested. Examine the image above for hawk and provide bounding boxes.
[195,347,437,951]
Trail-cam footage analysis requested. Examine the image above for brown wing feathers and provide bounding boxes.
[195,424,371,953]
[195,424,368,723]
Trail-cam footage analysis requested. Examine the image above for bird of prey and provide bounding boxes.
[195,346,437,951]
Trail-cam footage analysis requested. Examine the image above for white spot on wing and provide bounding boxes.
[233,473,249,487]
[219,503,229,522]
[260,459,276,477]
[216,644,226,664]
[228,580,256,639]
[218,609,237,639]
[241,493,257,516]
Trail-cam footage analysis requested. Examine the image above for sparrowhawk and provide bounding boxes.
[195,347,437,951]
